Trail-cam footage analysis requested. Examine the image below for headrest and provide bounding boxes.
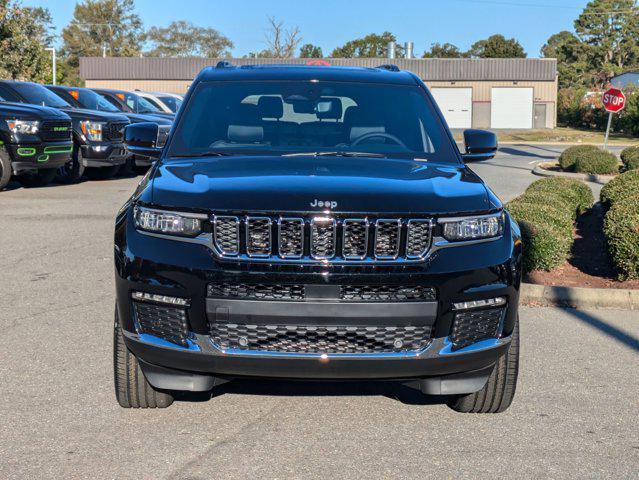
[349,126,386,143]
[227,124,264,143]
[258,96,283,119]
[316,98,343,120]
[343,106,359,125]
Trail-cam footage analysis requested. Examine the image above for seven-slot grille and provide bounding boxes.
[40,120,72,141]
[211,215,433,263]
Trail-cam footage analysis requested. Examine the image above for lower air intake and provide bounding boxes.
[210,323,433,354]
[450,307,504,350]
[133,301,190,347]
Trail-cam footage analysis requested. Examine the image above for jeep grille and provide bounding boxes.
[211,214,433,263]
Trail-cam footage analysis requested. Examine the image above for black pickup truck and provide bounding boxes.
[114,64,521,413]
[0,81,130,182]
[0,102,72,189]
[46,85,173,172]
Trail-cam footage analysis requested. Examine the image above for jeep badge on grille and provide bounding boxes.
[310,199,337,209]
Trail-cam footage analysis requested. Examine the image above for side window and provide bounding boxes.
[102,95,122,110]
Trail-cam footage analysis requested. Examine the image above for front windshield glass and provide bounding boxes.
[167,80,458,163]
[76,89,120,112]
[158,95,182,112]
[13,83,69,108]
[125,93,161,114]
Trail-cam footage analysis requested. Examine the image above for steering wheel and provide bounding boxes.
[351,132,407,149]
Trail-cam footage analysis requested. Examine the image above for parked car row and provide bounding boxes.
[0,81,182,190]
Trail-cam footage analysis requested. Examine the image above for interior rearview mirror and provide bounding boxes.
[462,129,498,162]
[124,122,165,159]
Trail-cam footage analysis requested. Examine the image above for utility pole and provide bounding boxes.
[45,47,56,85]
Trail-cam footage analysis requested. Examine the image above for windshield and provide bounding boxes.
[74,89,120,112]
[167,81,458,163]
[13,83,70,108]
[124,92,161,114]
[157,95,182,112]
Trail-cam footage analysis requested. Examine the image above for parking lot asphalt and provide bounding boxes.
[1,147,637,479]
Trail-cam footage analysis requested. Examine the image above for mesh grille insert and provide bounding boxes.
[341,285,436,302]
[343,219,368,259]
[214,216,240,255]
[278,218,304,258]
[406,220,432,258]
[210,323,433,354]
[374,220,401,258]
[133,301,189,347]
[208,283,305,301]
[450,307,504,350]
[246,217,271,256]
[310,218,336,259]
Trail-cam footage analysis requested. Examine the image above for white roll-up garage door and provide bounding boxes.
[431,88,472,129]
[491,87,533,129]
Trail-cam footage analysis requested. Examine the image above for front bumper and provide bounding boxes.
[81,142,127,167]
[115,209,522,391]
[7,142,73,174]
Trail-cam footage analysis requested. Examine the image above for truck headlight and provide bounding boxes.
[134,206,202,237]
[80,121,105,141]
[440,212,503,241]
[6,119,39,135]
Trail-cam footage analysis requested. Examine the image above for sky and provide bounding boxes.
[22,0,592,58]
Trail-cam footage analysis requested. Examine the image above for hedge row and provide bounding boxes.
[558,145,620,175]
[507,178,594,272]
[601,170,639,279]
[620,146,639,171]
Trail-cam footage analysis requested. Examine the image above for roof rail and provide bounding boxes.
[215,61,234,69]
[376,64,400,72]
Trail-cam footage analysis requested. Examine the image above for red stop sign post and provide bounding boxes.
[602,87,626,150]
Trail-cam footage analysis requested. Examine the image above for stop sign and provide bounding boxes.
[602,87,626,113]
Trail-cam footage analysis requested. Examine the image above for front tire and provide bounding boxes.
[16,168,57,188]
[56,144,85,184]
[447,316,519,414]
[0,147,12,190]
[113,307,174,408]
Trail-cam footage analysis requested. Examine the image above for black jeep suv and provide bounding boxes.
[0,102,72,189]
[114,64,522,413]
[0,81,130,182]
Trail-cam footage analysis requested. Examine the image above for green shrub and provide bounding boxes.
[620,146,639,171]
[599,170,639,208]
[603,198,639,279]
[573,149,619,174]
[506,177,592,272]
[524,177,594,214]
[558,145,601,171]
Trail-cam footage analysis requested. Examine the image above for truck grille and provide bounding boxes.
[211,214,433,263]
[207,283,436,302]
[133,301,190,347]
[450,307,504,350]
[40,121,72,141]
[210,323,433,354]
[104,122,127,141]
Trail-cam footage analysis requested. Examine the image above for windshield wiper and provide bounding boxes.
[281,151,386,158]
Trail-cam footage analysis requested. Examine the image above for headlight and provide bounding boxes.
[6,119,39,135]
[440,213,503,241]
[134,206,202,237]
[80,121,105,141]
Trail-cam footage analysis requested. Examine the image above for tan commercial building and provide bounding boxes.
[80,57,557,129]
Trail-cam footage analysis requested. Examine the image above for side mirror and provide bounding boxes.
[124,122,167,159]
[462,129,498,162]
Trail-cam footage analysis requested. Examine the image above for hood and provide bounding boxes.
[149,111,175,120]
[59,106,129,123]
[150,156,493,215]
[124,112,173,125]
[0,102,71,121]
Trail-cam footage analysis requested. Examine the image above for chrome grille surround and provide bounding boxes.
[310,217,337,259]
[245,216,272,257]
[374,219,401,259]
[210,214,435,263]
[342,219,369,260]
[277,217,304,258]
[213,216,240,256]
[406,219,433,259]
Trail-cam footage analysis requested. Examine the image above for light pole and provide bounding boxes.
[45,47,56,85]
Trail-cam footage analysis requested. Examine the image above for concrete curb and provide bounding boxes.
[532,162,616,185]
[499,141,637,147]
[520,282,639,309]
